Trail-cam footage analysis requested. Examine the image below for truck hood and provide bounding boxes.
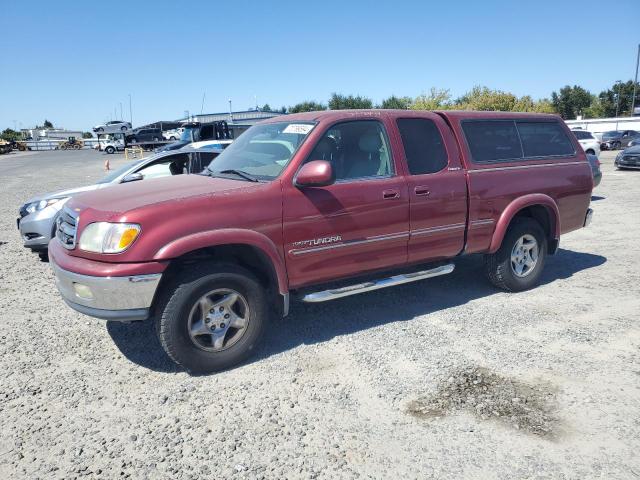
[68,173,260,217]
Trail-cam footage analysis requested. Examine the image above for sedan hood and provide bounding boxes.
[68,173,262,218]
[622,145,640,154]
[24,183,103,205]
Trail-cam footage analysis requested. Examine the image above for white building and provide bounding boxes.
[565,116,640,140]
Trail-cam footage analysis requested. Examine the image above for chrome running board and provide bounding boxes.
[300,264,455,303]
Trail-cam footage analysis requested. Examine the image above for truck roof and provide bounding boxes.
[263,109,562,124]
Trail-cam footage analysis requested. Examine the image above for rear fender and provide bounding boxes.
[154,229,288,295]
[489,194,560,253]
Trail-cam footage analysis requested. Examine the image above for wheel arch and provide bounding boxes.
[153,228,289,302]
[489,194,560,254]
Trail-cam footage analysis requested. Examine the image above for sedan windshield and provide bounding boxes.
[206,122,315,181]
[96,160,141,184]
[602,131,621,139]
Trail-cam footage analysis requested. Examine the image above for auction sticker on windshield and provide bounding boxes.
[283,124,314,135]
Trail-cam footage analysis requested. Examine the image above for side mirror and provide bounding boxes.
[122,172,143,183]
[295,160,335,188]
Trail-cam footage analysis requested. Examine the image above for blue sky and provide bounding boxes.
[2,0,638,131]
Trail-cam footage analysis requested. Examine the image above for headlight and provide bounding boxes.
[616,152,622,161]
[78,222,141,253]
[25,197,68,214]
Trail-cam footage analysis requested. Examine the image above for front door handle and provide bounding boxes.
[414,186,430,196]
[382,189,400,200]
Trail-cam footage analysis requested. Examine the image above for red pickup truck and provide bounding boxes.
[49,110,594,373]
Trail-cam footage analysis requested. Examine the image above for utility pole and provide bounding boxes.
[632,44,640,116]
[201,92,206,115]
[229,99,233,123]
[119,102,123,121]
[615,80,622,118]
[128,94,133,126]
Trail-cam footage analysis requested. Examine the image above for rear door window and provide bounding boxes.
[462,120,522,162]
[516,121,574,157]
[397,118,448,174]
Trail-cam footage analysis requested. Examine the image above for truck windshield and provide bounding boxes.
[205,122,315,181]
[180,127,198,143]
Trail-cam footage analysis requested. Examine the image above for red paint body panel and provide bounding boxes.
[54,109,592,298]
[49,239,168,276]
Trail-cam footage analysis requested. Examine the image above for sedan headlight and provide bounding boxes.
[78,222,141,253]
[25,197,68,214]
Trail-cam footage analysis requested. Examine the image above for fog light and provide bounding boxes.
[73,283,94,300]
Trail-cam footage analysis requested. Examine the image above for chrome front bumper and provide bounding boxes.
[50,255,162,321]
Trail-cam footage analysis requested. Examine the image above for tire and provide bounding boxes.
[105,146,115,154]
[586,149,595,155]
[613,141,621,150]
[38,251,49,262]
[170,136,177,140]
[121,126,127,131]
[155,263,269,373]
[484,217,547,292]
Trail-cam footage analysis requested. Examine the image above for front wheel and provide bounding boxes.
[484,218,547,292]
[155,263,268,373]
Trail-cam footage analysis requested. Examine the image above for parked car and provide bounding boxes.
[48,110,593,373]
[17,146,223,259]
[93,121,132,133]
[600,130,640,150]
[571,130,600,157]
[586,153,602,187]
[163,128,184,141]
[614,145,640,170]
[127,128,163,144]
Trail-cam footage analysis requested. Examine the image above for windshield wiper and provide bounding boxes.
[216,169,259,182]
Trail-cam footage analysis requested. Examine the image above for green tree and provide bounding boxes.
[328,93,373,110]
[550,85,592,119]
[596,81,640,117]
[378,95,412,109]
[513,95,555,113]
[261,103,272,112]
[279,106,287,114]
[288,101,326,113]
[411,88,452,110]
[456,86,518,111]
[1,128,21,141]
[82,132,94,139]
[43,119,53,129]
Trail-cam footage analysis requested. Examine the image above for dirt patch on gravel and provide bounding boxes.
[407,366,558,437]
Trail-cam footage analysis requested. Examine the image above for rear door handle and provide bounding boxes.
[414,186,430,196]
[382,189,400,200]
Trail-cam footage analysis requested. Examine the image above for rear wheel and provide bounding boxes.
[485,217,547,292]
[105,146,115,154]
[155,263,268,373]
[613,141,621,150]
[586,149,595,155]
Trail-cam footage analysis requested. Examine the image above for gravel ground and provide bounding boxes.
[0,149,639,479]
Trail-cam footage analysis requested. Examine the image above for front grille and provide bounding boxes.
[56,207,79,249]
[621,155,640,165]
